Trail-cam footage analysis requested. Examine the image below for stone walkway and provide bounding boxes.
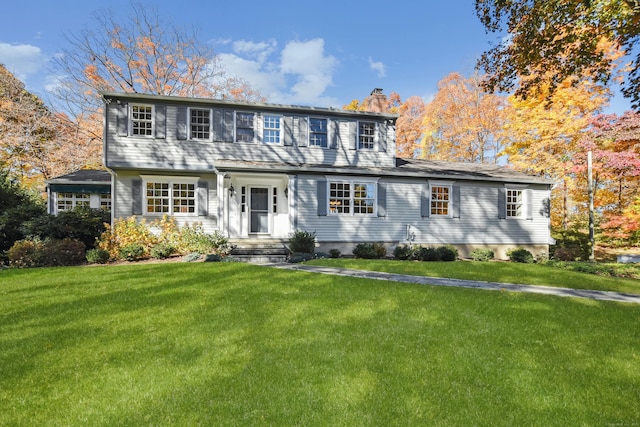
[270,263,640,304]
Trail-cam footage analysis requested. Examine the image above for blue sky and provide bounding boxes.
[0,0,633,113]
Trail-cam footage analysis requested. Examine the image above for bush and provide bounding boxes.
[119,243,146,261]
[288,253,313,263]
[6,239,40,268]
[86,248,110,264]
[7,238,86,267]
[393,244,414,260]
[288,230,316,254]
[38,238,86,266]
[414,246,439,261]
[204,254,222,262]
[470,248,495,262]
[437,246,458,261]
[183,252,201,262]
[352,243,386,259]
[98,217,156,260]
[48,208,110,249]
[551,229,591,261]
[150,243,176,259]
[328,248,341,258]
[552,246,583,262]
[507,248,534,263]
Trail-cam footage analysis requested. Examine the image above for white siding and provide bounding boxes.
[113,170,219,234]
[296,176,550,246]
[105,103,396,171]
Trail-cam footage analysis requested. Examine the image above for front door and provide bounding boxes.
[250,187,269,234]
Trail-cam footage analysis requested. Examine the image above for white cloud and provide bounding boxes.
[368,57,386,78]
[0,42,47,82]
[216,37,339,106]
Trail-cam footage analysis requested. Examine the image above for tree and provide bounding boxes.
[502,76,609,229]
[343,91,426,158]
[575,111,640,242]
[475,0,640,108]
[395,96,426,158]
[419,72,507,163]
[52,2,263,119]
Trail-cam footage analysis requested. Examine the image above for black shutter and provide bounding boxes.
[116,102,128,136]
[377,182,387,217]
[452,185,460,218]
[498,187,507,219]
[378,122,387,152]
[155,105,166,139]
[132,178,143,215]
[298,116,308,147]
[283,116,294,146]
[197,181,208,216]
[421,183,430,218]
[211,109,223,141]
[329,119,338,149]
[176,106,187,140]
[317,180,327,216]
[348,121,357,150]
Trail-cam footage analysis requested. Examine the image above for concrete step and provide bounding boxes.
[229,239,288,264]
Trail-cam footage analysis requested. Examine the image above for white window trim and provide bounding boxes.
[326,176,379,216]
[235,111,256,143]
[55,192,91,213]
[262,113,282,145]
[309,116,330,149]
[140,175,199,216]
[189,107,212,141]
[429,181,453,218]
[357,120,377,150]
[129,103,155,137]
[505,185,528,219]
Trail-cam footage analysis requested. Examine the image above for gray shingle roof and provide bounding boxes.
[47,169,111,184]
[213,158,554,185]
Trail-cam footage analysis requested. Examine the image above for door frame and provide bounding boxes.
[248,185,271,235]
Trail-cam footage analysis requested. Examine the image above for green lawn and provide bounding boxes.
[306,258,640,295]
[1,263,639,426]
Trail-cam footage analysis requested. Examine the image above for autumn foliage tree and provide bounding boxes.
[575,111,640,243]
[419,72,507,163]
[0,64,92,189]
[502,76,609,229]
[475,0,640,108]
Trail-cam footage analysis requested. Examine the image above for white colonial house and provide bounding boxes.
[102,90,554,260]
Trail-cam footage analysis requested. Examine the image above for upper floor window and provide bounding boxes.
[358,121,375,150]
[329,180,376,215]
[131,104,154,136]
[431,184,451,216]
[263,114,281,144]
[506,189,524,218]
[190,108,211,140]
[236,112,255,142]
[310,118,328,148]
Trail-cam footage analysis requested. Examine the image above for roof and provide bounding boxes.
[101,91,399,121]
[213,158,554,185]
[46,169,111,185]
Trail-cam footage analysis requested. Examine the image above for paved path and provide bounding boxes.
[270,263,640,304]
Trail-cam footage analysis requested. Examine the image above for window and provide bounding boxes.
[131,104,153,136]
[431,185,451,216]
[329,181,376,215]
[100,194,111,211]
[358,121,375,149]
[57,193,90,212]
[190,108,211,140]
[145,179,196,215]
[241,186,246,213]
[263,114,281,144]
[236,112,255,142]
[310,118,328,147]
[272,187,278,213]
[506,189,524,218]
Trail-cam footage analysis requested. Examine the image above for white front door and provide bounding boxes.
[250,187,270,234]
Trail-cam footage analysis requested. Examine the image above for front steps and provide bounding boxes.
[229,239,288,264]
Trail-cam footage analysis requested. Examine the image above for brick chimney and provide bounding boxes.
[368,88,387,113]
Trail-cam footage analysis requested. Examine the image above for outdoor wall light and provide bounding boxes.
[229,184,235,196]
[284,187,288,198]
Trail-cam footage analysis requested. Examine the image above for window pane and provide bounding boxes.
[310,118,328,147]
[190,109,210,139]
[431,185,450,216]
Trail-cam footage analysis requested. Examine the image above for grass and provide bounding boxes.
[1,262,639,426]
[306,258,640,295]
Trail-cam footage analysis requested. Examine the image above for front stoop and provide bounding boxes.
[229,239,288,264]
